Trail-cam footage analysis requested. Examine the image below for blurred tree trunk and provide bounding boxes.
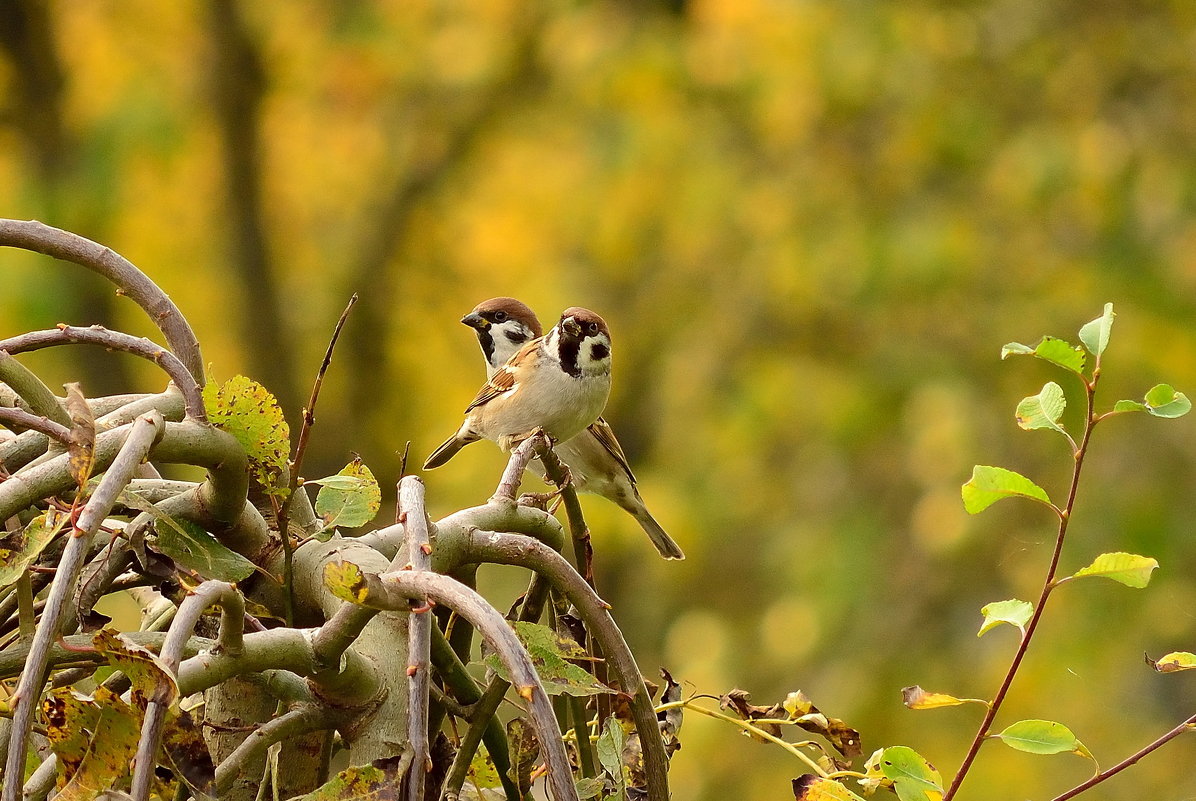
[0,0,134,396]
[205,0,299,417]
[339,11,547,477]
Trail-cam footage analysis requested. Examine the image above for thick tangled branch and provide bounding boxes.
[2,410,164,801]
[0,325,204,420]
[0,221,672,801]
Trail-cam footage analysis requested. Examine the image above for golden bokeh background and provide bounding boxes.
[3,1,1196,798]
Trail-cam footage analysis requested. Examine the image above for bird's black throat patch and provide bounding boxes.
[558,335,582,377]
[477,331,496,366]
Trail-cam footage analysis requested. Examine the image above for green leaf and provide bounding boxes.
[878,746,944,801]
[324,561,370,604]
[288,757,404,801]
[575,776,606,799]
[1113,399,1146,414]
[481,622,613,698]
[978,599,1034,638]
[961,465,1052,514]
[506,718,539,797]
[0,511,67,588]
[203,375,291,497]
[306,475,365,491]
[1069,552,1158,588]
[314,458,381,530]
[999,337,1086,373]
[1000,342,1035,359]
[1078,303,1115,357]
[1144,384,1192,418]
[596,717,627,791]
[153,518,256,582]
[1148,652,1196,673]
[995,720,1093,759]
[1034,337,1087,374]
[466,744,502,789]
[1015,382,1067,435]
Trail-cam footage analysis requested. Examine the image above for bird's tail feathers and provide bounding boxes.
[423,429,480,470]
[633,507,685,560]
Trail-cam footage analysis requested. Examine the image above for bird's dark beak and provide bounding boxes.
[560,317,582,338]
[461,312,488,330]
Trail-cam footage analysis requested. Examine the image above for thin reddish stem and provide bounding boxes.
[943,377,1098,801]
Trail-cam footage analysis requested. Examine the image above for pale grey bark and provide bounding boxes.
[0,219,205,383]
[2,411,164,801]
[0,325,204,420]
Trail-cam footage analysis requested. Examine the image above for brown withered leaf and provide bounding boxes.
[77,610,113,633]
[784,690,863,759]
[64,383,96,490]
[657,668,684,759]
[1146,651,1196,673]
[557,612,588,653]
[93,628,179,708]
[41,689,100,783]
[43,685,141,798]
[719,689,785,738]
[161,707,215,795]
[804,716,862,760]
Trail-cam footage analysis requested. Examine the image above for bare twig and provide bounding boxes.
[213,705,333,795]
[19,755,56,801]
[0,404,71,444]
[439,573,552,801]
[130,580,245,801]
[428,624,521,801]
[276,293,358,626]
[0,419,250,529]
[0,631,202,680]
[0,219,205,383]
[492,433,550,503]
[1048,713,1196,800]
[398,476,434,801]
[293,293,357,484]
[461,529,670,801]
[345,566,579,801]
[0,388,184,481]
[537,445,594,586]
[0,325,204,420]
[2,410,164,801]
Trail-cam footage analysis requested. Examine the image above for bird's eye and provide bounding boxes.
[494,311,507,322]
[587,322,599,335]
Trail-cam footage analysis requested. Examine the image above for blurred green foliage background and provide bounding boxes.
[3,1,1196,798]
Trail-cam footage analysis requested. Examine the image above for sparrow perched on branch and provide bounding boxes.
[460,297,543,377]
[459,298,685,560]
[423,307,613,470]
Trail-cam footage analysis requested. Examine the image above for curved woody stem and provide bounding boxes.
[0,218,205,383]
